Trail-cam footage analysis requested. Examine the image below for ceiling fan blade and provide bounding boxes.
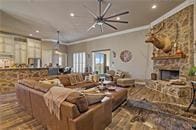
[83,5,97,18]
[104,19,128,24]
[102,2,112,18]
[87,22,97,31]
[103,22,117,30]
[105,11,129,19]
[98,0,102,17]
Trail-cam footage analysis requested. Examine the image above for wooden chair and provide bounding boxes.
[186,81,196,112]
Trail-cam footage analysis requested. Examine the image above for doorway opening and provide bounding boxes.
[92,49,110,74]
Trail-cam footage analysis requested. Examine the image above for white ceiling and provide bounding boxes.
[0,0,185,44]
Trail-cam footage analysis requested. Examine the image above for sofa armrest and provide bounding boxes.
[60,101,81,119]
[69,99,112,130]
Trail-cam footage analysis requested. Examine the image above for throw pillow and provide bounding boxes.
[77,74,84,82]
[88,75,94,82]
[39,79,64,87]
[58,76,71,86]
[84,93,105,105]
[93,74,99,82]
[66,92,88,113]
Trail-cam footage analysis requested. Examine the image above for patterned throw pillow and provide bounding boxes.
[77,74,84,82]
[92,74,99,82]
[58,76,71,86]
[88,75,94,82]
[69,75,78,86]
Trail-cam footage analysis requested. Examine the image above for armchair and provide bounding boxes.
[113,70,126,83]
[105,70,126,83]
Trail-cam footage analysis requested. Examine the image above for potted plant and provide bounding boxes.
[188,66,196,81]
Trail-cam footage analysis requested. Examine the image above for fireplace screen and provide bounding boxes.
[160,70,179,80]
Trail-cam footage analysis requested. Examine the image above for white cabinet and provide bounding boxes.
[0,34,14,55]
[0,37,3,52]
[42,49,53,66]
[14,39,27,64]
[27,39,41,58]
[0,33,43,64]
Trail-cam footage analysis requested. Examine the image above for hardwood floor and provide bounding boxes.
[0,93,45,130]
[0,86,195,130]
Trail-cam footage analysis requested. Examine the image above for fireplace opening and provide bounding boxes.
[160,70,179,81]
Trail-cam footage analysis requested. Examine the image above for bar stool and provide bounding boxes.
[186,81,196,112]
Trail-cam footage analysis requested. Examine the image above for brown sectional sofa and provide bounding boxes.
[16,83,112,130]
[16,73,128,130]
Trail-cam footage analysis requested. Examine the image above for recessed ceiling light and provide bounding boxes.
[29,34,33,36]
[116,17,120,20]
[152,5,157,9]
[70,13,75,17]
[36,30,39,33]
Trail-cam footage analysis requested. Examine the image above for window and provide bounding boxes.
[59,55,62,66]
[73,52,86,73]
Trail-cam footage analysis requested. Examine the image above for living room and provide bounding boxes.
[0,0,196,130]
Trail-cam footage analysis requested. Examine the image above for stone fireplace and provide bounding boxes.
[160,69,179,81]
[152,5,194,79]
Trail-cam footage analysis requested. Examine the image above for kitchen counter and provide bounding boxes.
[0,67,48,71]
[0,68,48,81]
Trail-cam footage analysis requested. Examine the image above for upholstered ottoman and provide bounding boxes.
[117,78,135,87]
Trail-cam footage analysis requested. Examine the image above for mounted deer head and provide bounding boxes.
[145,23,172,53]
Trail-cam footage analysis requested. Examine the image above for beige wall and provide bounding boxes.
[67,29,153,79]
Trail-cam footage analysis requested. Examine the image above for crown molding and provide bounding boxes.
[150,0,194,27]
[67,25,150,45]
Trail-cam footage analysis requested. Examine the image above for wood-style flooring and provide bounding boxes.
[0,93,45,130]
[0,86,195,130]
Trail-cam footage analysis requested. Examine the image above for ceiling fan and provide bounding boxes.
[42,31,61,50]
[84,0,129,32]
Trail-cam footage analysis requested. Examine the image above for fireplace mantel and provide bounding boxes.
[151,54,186,60]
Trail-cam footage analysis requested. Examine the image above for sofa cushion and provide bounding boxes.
[85,93,105,105]
[66,92,88,113]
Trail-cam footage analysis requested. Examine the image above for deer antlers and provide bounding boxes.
[150,22,165,34]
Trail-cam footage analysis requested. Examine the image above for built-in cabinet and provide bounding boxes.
[27,39,41,58]
[0,34,41,64]
[14,38,27,64]
[0,34,14,55]
[0,33,67,68]
[42,49,53,66]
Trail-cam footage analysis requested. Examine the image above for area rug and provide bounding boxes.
[106,104,195,130]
